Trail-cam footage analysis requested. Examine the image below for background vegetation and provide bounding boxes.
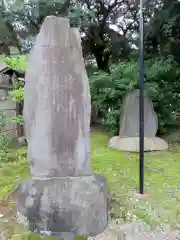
[1,0,179,137]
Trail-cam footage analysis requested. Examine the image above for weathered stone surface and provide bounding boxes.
[23,16,92,178]
[17,15,108,238]
[108,89,168,152]
[109,136,168,152]
[120,90,158,138]
[17,175,108,237]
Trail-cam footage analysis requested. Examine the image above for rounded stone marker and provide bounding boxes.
[108,89,168,152]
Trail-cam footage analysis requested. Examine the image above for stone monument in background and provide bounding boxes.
[109,89,168,152]
[16,16,108,239]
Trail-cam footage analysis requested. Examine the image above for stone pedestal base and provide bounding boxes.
[108,136,168,152]
[16,175,108,238]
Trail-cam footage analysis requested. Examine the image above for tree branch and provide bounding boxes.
[84,0,91,9]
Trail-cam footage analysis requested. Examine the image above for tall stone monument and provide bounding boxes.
[109,89,168,152]
[16,16,108,239]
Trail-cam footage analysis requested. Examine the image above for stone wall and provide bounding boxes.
[0,89,17,140]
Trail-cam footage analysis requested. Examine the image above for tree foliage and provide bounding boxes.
[1,0,180,136]
[145,0,180,62]
[90,57,180,135]
[0,0,134,70]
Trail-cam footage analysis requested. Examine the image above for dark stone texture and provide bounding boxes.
[16,175,108,237]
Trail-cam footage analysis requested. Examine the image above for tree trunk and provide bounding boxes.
[93,45,110,73]
[90,105,99,126]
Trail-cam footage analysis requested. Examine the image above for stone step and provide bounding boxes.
[118,222,180,240]
[119,231,180,240]
[89,221,180,240]
[164,231,180,240]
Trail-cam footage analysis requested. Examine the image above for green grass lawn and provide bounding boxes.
[0,131,180,239]
[91,132,180,228]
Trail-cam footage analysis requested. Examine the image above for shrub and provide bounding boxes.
[10,87,24,103]
[89,57,180,135]
[0,55,26,164]
[0,111,10,163]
